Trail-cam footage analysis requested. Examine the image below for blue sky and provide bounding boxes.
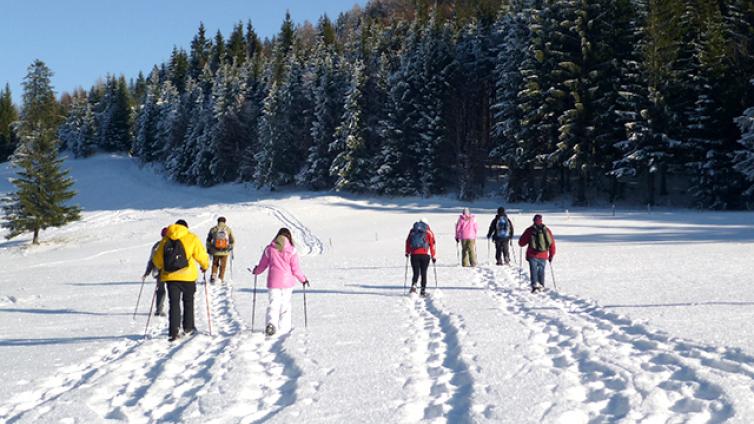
[2,0,366,104]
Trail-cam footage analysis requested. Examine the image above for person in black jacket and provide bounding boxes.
[486,207,514,265]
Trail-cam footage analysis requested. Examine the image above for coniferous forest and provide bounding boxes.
[4,0,754,208]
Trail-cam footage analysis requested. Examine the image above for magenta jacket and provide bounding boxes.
[252,237,307,289]
[455,214,478,241]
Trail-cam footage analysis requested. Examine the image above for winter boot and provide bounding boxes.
[420,288,427,297]
[409,285,417,294]
[265,323,276,336]
[210,274,217,284]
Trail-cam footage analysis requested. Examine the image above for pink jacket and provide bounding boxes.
[455,214,478,241]
[253,237,307,289]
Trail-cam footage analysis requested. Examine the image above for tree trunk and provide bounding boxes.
[646,170,656,206]
[32,226,40,244]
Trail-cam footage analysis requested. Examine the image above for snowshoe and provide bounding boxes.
[530,285,544,293]
[420,290,427,298]
[409,286,417,295]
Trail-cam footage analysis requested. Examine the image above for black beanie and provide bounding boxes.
[175,219,188,228]
[497,207,505,215]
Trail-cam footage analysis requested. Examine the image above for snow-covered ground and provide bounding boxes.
[2,154,754,423]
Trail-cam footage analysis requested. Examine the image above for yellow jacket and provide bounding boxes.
[152,224,210,282]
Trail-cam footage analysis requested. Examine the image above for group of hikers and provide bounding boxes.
[405,207,556,296]
[139,207,556,342]
[141,217,309,341]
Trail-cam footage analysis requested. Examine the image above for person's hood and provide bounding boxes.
[271,235,292,253]
[166,223,189,240]
[459,213,475,220]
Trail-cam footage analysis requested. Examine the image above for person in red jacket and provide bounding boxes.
[405,218,436,297]
[518,214,556,293]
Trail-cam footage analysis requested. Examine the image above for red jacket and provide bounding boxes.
[405,227,436,258]
[518,225,556,260]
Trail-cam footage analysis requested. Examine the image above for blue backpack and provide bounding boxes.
[409,222,429,249]
[496,216,510,239]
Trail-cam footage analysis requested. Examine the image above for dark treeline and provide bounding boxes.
[22,0,754,208]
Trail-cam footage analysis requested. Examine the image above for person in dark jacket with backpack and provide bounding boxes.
[405,218,436,297]
[152,219,210,341]
[206,217,235,284]
[142,227,168,316]
[518,214,556,293]
[487,207,514,266]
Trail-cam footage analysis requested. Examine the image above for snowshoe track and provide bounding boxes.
[0,281,300,423]
[258,205,325,256]
[398,292,473,423]
[474,265,754,422]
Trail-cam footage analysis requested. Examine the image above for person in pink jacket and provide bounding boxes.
[455,208,478,267]
[252,228,309,336]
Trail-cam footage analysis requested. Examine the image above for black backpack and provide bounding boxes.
[163,238,189,272]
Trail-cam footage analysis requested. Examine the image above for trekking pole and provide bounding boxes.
[487,239,490,265]
[549,261,558,290]
[456,242,460,266]
[433,259,438,289]
[403,255,409,294]
[230,251,234,281]
[143,283,157,339]
[249,269,258,332]
[204,273,213,336]
[519,246,523,267]
[303,281,309,329]
[133,276,147,320]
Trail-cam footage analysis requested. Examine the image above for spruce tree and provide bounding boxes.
[2,60,80,244]
[0,83,18,162]
[226,22,247,65]
[190,23,211,79]
[331,60,370,191]
[734,97,754,200]
[59,94,97,158]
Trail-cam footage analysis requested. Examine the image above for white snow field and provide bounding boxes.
[2,154,754,423]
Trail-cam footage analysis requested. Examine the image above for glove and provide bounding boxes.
[405,253,409,258]
[252,266,258,274]
[548,257,553,263]
[302,280,310,286]
[201,268,207,273]
[431,257,437,264]
[141,275,147,283]
[455,238,459,243]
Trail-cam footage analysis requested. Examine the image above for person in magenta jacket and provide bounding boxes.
[518,214,556,292]
[455,208,478,267]
[252,228,309,336]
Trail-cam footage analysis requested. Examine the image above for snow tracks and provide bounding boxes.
[398,291,475,423]
[0,281,299,423]
[475,264,754,423]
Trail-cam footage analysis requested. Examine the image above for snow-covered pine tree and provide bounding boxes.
[2,60,80,244]
[330,60,371,192]
[254,80,283,188]
[298,39,346,189]
[686,4,742,209]
[132,68,162,163]
[238,54,267,182]
[373,19,423,196]
[185,66,216,186]
[95,75,132,152]
[0,83,18,161]
[734,94,754,200]
[413,14,455,196]
[154,79,179,163]
[59,94,97,158]
[209,64,245,183]
[168,47,190,94]
[189,23,211,79]
[490,5,528,201]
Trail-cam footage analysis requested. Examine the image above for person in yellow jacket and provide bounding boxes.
[152,219,210,341]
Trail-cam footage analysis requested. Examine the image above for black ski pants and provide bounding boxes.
[155,279,166,313]
[494,238,511,264]
[167,281,196,338]
[410,254,431,289]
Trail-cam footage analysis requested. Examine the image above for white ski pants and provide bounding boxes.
[266,288,293,334]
